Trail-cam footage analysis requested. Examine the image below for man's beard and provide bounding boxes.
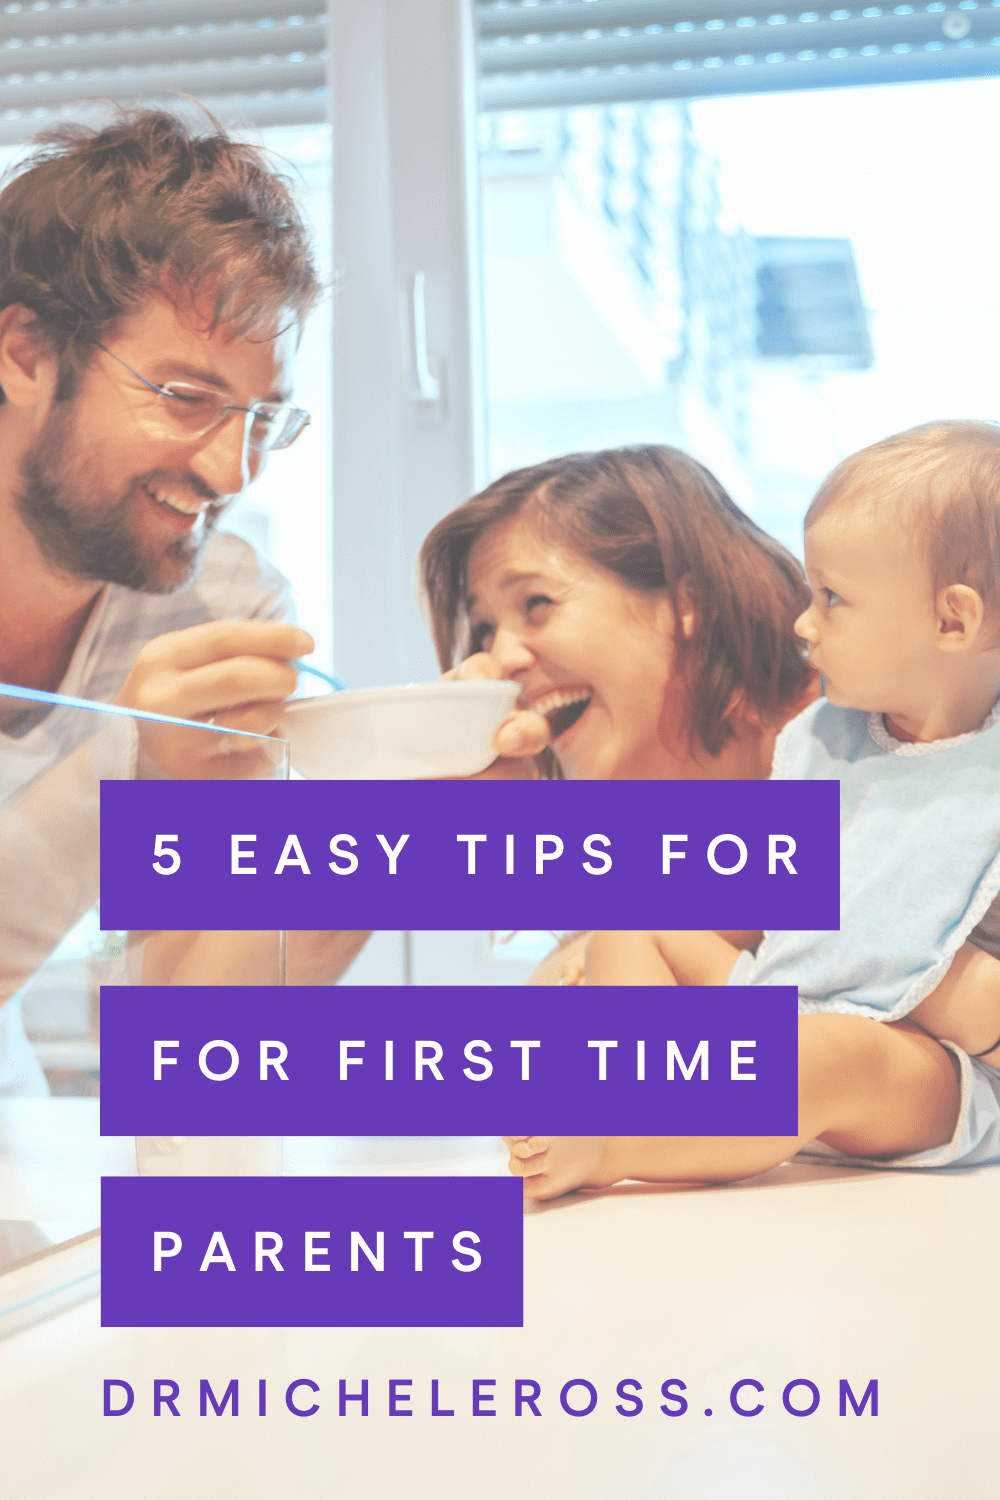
[16,403,225,594]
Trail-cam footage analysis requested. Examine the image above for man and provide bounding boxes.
[0,109,368,1092]
[0,110,323,753]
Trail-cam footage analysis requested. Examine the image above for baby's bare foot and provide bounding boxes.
[502,1135,616,1200]
[559,956,587,986]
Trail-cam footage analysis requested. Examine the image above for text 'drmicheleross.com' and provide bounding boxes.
[99,985,798,1137]
[99,778,839,931]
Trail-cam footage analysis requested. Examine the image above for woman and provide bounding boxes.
[422,443,818,981]
[420,444,994,1200]
[423,444,815,783]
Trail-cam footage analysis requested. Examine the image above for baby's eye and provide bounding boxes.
[468,620,495,653]
[524,593,554,615]
[822,588,844,607]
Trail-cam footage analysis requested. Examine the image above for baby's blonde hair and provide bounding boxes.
[804,421,1000,616]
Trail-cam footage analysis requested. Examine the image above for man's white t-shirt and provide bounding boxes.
[1,530,290,803]
[0,530,290,1094]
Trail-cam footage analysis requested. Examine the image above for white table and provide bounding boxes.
[0,1100,996,1500]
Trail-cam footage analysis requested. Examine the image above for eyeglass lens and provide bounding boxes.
[153,384,308,451]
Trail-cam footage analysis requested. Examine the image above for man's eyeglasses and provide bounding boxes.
[96,345,311,453]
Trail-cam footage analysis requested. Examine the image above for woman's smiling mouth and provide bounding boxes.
[527,685,594,739]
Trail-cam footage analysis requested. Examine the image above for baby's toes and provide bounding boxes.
[560,958,586,986]
[506,1136,548,1159]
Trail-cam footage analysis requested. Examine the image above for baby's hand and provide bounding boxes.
[502,1135,614,1200]
[908,940,1000,1060]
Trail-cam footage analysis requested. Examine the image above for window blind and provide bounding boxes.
[477,0,1000,109]
[0,0,327,147]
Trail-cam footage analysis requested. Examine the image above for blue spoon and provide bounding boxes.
[290,659,348,693]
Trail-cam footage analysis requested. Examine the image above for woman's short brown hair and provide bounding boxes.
[0,107,321,402]
[420,445,812,757]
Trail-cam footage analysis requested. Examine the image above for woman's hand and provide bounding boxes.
[442,651,550,779]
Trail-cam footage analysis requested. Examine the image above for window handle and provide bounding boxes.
[409,272,441,403]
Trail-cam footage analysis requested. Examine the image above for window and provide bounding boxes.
[478,67,1000,555]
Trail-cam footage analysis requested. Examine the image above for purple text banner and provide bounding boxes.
[100,779,839,931]
[101,1176,522,1328]
[99,985,798,1137]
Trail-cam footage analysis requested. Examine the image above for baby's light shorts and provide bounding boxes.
[798,1040,1000,1171]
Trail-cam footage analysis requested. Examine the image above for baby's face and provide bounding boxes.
[795,506,939,717]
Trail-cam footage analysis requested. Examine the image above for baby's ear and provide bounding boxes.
[935,583,986,651]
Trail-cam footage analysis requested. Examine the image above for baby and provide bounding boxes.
[507,421,1000,1199]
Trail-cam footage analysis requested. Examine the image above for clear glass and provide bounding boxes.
[0,700,287,1174]
[134,1136,283,1177]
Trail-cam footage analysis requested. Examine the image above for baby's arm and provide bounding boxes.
[908,941,1000,1063]
[585,929,742,987]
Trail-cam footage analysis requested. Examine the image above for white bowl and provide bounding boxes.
[279,680,522,780]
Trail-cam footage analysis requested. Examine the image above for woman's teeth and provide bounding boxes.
[143,483,208,518]
[531,687,594,739]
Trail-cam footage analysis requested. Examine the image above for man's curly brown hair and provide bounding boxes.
[0,107,322,402]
